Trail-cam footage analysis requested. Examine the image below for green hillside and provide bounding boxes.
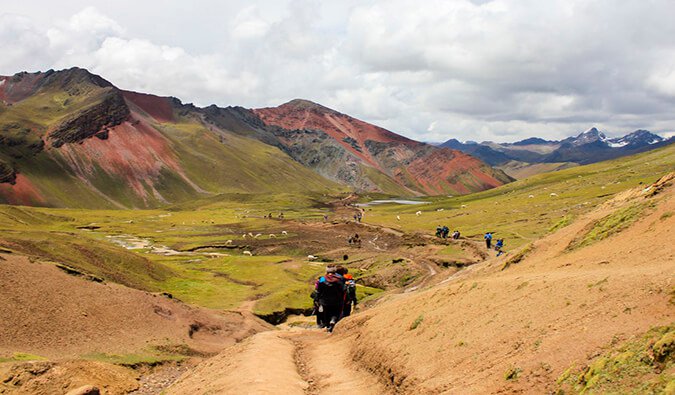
[0,69,343,209]
[360,143,675,249]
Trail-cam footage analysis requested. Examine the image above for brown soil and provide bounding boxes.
[0,254,270,394]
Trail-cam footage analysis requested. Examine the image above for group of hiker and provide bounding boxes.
[347,233,361,247]
[264,212,284,219]
[435,225,460,240]
[311,265,358,332]
[353,212,363,222]
[432,227,505,256]
[484,232,505,256]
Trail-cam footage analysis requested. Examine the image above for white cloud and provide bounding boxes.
[1,1,675,142]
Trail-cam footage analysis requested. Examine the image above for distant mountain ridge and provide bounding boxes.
[0,67,511,207]
[440,127,672,168]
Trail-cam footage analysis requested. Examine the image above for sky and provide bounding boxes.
[2,0,675,143]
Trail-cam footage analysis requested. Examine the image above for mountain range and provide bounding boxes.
[441,128,672,178]
[0,67,511,208]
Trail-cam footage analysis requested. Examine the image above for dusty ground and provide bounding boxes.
[0,253,270,394]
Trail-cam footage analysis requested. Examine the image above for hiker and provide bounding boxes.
[337,267,357,317]
[352,233,361,247]
[484,232,492,249]
[436,225,443,237]
[311,281,325,328]
[323,214,328,222]
[442,226,450,239]
[278,212,284,219]
[316,266,346,332]
[495,238,504,256]
[357,212,362,222]
[452,230,460,240]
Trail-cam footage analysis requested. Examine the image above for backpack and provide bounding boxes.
[317,274,345,306]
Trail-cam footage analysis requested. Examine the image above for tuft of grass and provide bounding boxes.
[660,211,673,221]
[82,351,184,367]
[0,353,48,363]
[409,315,424,330]
[549,215,573,232]
[556,325,675,394]
[502,243,534,270]
[504,366,522,381]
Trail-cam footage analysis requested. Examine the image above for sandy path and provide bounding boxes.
[167,331,307,394]
[168,328,388,395]
[291,331,388,395]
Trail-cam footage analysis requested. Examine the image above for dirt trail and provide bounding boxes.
[167,329,388,395]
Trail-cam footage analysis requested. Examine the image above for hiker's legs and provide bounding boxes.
[324,304,341,332]
[343,303,352,317]
[316,307,325,328]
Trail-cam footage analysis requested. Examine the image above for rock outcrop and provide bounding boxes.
[49,90,130,148]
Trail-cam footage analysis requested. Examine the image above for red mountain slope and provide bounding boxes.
[253,99,512,195]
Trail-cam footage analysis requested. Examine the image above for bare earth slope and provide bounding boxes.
[0,254,269,358]
[336,174,675,393]
[0,253,270,394]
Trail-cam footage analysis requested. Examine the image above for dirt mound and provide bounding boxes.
[0,360,138,395]
[0,254,270,359]
[331,176,675,393]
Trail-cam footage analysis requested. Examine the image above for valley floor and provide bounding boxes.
[1,173,674,394]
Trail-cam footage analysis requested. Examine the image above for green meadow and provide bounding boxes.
[361,143,675,249]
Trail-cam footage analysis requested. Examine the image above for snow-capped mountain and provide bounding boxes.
[440,127,673,167]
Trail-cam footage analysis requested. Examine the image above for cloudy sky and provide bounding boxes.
[2,0,675,142]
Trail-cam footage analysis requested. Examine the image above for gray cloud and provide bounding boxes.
[1,0,675,143]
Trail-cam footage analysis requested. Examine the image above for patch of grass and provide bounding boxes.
[567,203,650,250]
[0,353,48,363]
[516,281,529,290]
[410,315,424,330]
[82,351,184,367]
[502,243,533,270]
[504,366,522,381]
[549,215,573,232]
[556,325,675,394]
[660,211,673,221]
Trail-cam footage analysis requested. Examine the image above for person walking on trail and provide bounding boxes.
[442,226,450,239]
[484,232,493,249]
[495,238,504,256]
[436,225,443,237]
[337,267,357,317]
[311,280,325,328]
[316,266,346,332]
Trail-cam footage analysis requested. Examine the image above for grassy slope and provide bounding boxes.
[496,160,578,179]
[155,117,345,196]
[362,143,675,249]
[1,82,344,208]
[0,192,368,315]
